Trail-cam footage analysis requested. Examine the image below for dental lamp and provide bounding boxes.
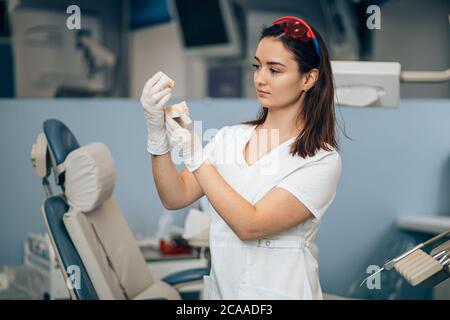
[332,60,450,107]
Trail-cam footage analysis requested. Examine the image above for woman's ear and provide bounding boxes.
[302,69,319,92]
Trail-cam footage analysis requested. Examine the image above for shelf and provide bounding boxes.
[396,215,450,234]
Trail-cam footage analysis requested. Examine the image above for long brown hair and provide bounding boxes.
[242,22,340,158]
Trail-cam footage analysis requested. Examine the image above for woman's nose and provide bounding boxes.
[254,70,267,86]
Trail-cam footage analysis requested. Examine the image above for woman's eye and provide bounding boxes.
[252,64,280,75]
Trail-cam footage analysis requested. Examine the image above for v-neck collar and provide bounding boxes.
[241,124,297,168]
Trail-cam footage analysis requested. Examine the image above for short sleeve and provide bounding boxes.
[276,151,342,221]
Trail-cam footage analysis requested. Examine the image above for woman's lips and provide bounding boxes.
[257,90,270,96]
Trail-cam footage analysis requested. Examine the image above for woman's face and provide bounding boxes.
[253,37,304,109]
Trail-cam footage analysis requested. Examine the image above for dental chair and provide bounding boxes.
[31,119,208,300]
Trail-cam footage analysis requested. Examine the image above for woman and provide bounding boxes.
[140,16,341,299]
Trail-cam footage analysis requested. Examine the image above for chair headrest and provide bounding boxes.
[64,143,116,212]
[31,133,51,179]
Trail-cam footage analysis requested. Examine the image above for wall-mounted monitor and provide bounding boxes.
[168,0,241,58]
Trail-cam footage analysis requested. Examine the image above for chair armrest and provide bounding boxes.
[161,268,209,287]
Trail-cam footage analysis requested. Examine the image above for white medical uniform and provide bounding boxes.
[202,124,341,300]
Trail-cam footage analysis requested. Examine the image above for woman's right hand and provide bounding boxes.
[140,71,173,155]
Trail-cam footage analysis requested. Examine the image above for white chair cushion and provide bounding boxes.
[65,143,115,212]
[63,197,154,299]
[133,281,181,300]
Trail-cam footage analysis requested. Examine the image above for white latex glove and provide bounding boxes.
[165,113,208,173]
[140,71,173,155]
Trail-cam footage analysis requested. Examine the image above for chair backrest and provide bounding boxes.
[33,119,97,299]
[34,119,179,300]
[41,196,98,299]
[62,143,155,299]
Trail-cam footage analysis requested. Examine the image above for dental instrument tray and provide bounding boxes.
[360,229,450,287]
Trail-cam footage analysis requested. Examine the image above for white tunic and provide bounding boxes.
[202,124,342,300]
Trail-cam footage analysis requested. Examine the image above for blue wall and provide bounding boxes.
[1,98,449,298]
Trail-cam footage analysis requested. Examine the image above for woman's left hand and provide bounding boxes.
[165,113,208,172]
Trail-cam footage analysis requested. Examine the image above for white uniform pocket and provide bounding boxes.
[255,237,304,249]
[244,236,320,299]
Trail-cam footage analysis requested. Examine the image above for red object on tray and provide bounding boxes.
[159,239,192,255]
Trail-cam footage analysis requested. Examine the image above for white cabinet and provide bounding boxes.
[23,233,70,299]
